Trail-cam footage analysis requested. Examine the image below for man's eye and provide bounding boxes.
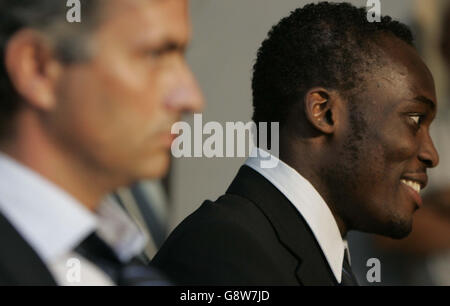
[145,44,180,60]
[410,115,423,126]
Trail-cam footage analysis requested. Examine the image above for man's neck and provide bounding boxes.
[279,142,348,238]
[0,116,114,211]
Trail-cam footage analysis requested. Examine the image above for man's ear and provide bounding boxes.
[5,29,63,111]
[304,87,339,135]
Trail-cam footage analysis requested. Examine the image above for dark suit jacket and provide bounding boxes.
[0,212,56,285]
[152,166,338,285]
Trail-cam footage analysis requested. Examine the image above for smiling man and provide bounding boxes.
[153,2,439,286]
[0,0,203,285]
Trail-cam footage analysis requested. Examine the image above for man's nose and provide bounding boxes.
[165,64,204,113]
[418,132,439,168]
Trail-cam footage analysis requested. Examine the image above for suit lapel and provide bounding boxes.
[0,211,57,285]
[227,166,337,286]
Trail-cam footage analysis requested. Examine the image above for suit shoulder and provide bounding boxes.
[173,193,273,236]
[152,193,296,285]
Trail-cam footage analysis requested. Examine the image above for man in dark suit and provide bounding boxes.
[0,0,203,285]
[153,2,439,285]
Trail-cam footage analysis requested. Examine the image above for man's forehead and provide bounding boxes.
[99,0,190,41]
[104,0,188,14]
[364,71,436,107]
[364,37,436,102]
[379,36,434,86]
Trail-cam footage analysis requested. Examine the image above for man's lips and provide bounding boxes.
[400,172,428,208]
[161,132,176,147]
[158,121,179,147]
[401,172,428,190]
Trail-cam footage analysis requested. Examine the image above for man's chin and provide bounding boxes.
[380,217,413,239]
[139,152,171,180]
[357,214,413,239]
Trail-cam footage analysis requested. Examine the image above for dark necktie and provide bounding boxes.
[75,233,170,286]
[341,252,359,286]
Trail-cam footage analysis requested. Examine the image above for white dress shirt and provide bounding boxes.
[0,153,146,285]
[245,148,348,283]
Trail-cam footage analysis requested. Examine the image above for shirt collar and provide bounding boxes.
[0,152,145,264]
[245,148,347,283]
[96,196,147,262]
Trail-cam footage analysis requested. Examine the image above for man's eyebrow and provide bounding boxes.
[158,40,188,53]
[412,95,436,110]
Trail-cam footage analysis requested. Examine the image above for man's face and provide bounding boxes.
[327,37,439,239]
[50,0,203,184]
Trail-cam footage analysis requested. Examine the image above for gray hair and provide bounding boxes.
[0,0,103,139]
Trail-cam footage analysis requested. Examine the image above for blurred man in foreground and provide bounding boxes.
[153,2,439,286]
[0,0,203,285]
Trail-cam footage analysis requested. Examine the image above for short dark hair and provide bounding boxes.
[251,1,414,126]
[0,0,102,139]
